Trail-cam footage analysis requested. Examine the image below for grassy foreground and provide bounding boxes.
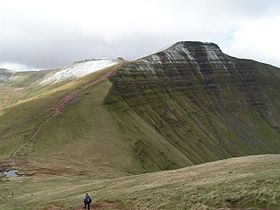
[0,155,279,210]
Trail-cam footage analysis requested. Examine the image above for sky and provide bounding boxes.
[0,0,280,71]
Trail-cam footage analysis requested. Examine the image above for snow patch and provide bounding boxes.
[203,45,229,73]
[181,47,196,61]
[203,45,220,61]
[150,55,162,64]
[173,44,203,77]
[221,63,229,73]
[40,59,119,85]
[166,50,185,61]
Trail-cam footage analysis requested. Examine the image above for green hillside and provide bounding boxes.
[0,68,66,109]
[0,64,188,177]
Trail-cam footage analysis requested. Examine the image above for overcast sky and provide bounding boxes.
[0,0,279,71]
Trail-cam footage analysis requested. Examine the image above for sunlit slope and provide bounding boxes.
[0,59,120,109]
[0,155,279,210]
[0,65,190,177]
[105,41,280,164]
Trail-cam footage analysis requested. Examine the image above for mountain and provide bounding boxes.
[0,41,279,209]
[0,41,279,173]
[105,41,280,165]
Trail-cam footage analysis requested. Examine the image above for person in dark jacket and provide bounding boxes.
[83,193,92,210]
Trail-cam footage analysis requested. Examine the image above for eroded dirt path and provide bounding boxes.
[52,70,114,116]
[9,69,117,164]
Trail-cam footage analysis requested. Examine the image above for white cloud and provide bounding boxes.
[0,0,279,70]
[0,62,37,71]
[223,16,280,67]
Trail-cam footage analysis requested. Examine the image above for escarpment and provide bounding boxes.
[105,41,280,165]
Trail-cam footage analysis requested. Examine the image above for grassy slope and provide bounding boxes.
[0,68,111,162]
[23,72,191,174]
[0,155,279,210]
[0,69,60,109]
[0,65,190,178]
[0,69,93,158]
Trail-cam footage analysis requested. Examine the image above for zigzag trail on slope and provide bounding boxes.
[9,69,117,165]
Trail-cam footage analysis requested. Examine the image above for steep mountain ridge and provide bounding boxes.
[105,41,280,164]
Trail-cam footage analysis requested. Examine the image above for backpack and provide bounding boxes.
[84,195,92,203]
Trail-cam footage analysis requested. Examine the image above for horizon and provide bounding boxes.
[1,40,279,72]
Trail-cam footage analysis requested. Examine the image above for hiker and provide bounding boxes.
[83,193,92,210]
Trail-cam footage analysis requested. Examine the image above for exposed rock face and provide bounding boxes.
[106,41,280,165]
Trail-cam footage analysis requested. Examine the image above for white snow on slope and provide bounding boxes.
[175,44,196,61]
[40,59,119,85]
[203,45,229,73]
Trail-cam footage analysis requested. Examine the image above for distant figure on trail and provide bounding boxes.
[83,193,92,210]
